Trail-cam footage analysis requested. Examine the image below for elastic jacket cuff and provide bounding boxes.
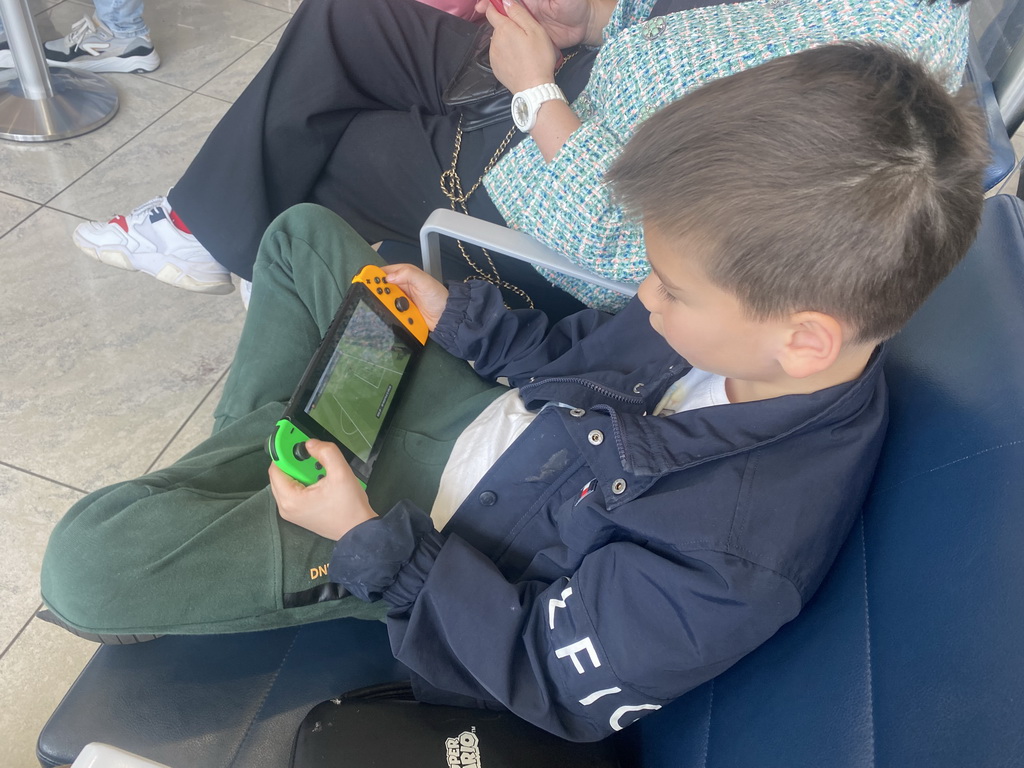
[328,501,438,603]
[430,281,476,352]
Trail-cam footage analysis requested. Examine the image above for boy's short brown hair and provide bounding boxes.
[606,42,987,342]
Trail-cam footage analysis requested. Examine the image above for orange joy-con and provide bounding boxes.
[352,265,429,345]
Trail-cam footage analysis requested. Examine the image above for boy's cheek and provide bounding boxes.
[647,310,665,338]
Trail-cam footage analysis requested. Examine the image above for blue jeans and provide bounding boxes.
[0,0,149,38]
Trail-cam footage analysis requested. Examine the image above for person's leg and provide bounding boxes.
[307,46,598,317]
[93,0,149,38]
[41,1,158,73]
[168,0,480,279]
[42,205,504,637]
[307,109,585,317]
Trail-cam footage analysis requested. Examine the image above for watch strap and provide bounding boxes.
[512,83,568,132]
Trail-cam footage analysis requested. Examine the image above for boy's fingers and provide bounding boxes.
[380,263,420,288]
[268,463,303,506]
[304,440,349,478]
[381,262,415,278]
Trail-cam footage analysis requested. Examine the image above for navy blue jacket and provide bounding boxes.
[330,280,888,741]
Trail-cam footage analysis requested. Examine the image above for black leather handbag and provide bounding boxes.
[291,682,622,767]
[442,23,514,131]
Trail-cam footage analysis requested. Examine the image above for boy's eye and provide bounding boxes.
[657,282,678,302]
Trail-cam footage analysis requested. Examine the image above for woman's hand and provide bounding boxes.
[476,0,613,50]
[481,0,561,94]
[380,263,449,331]
[521,0,613,49]
[269,439,376,541]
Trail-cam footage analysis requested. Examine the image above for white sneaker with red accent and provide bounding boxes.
[73,197,234,294]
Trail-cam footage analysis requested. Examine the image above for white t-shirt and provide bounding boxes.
[429,367,730,530]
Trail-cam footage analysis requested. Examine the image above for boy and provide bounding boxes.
[41,42,986,741]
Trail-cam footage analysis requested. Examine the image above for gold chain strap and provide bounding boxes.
[440,120,533,306]
[439,53,578,309]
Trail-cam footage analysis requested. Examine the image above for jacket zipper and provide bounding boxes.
[520,376,646,407]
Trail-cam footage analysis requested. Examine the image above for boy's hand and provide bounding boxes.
[269,439,376,541]
[381,263,449,331]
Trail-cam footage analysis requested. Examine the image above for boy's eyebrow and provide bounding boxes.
[650,263,683,292]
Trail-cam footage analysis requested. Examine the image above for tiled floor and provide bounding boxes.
[2,1,1023,762]
[0,0,295,763]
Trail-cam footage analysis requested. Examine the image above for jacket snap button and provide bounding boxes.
[569,408,586,418]
[611,479,627,495]
[478,490,498,506]
[587,429,604,446]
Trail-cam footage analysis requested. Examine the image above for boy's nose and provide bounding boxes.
[637,275,658,310]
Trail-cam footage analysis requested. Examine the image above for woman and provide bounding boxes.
[73,0,970,314]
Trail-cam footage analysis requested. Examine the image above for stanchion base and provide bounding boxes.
[0,68,118,142]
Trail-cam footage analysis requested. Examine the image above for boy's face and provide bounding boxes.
[637,223,786,383]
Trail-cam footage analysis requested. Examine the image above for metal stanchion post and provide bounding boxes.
[0,0,118,141]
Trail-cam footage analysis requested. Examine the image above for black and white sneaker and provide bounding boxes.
[41,15,160,73]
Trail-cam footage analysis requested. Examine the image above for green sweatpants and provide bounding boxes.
[41,204,505,636]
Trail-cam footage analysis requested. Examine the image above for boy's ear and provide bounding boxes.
[776,311,844,379]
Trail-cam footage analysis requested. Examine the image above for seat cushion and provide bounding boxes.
[37,618,405,768]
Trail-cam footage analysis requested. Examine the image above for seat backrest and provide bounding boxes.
[972,0,1024,135]
[624,194,1024,768]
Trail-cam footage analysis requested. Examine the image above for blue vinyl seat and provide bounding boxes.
[971,0,1024,189]
[624,193,1024,768]
[37,194,1024,767]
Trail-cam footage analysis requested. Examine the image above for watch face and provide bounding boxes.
[512,94,531,131]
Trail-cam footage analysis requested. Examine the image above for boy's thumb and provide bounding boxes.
[304,439,345,473]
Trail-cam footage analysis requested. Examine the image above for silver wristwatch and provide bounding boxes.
[511,83,568,133]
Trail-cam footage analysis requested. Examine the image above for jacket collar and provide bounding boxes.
[586,344,888,477]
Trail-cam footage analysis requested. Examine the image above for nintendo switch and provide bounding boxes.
[268,265,428,486]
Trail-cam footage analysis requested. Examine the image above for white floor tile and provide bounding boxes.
[243,0,302,17]
[0,72,190,203]
[196,38,276,103]
[0,193,38,237]
[0,0,291,759]
[0,206,246,490]
[133,0,291,91]
[0,466,83,651]
[49,92,231,220]
[149,370,228,472]
[0,618,96,768]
